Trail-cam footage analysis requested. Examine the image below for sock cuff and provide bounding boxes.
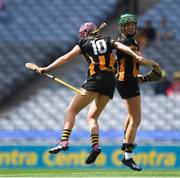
[91,133,99,136]
[63,129,71,132]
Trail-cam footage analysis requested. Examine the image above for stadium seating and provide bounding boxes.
[138,0,180,40]
[0,0,119,103]
[0,0,180,145]
[1,44,180,144]
[0,86,180,144]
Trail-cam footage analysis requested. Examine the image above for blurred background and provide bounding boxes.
[0,0,179,169]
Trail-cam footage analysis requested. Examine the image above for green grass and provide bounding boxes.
[0,169,179,178]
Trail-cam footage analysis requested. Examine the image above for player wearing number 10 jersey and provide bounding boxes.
[34,22,143,164]
[78,36,117,99]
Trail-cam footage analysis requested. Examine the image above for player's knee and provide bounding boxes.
[87,114,98,123]
[130,118,141,128]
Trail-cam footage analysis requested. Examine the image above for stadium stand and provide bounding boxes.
[0,0,180,145]
[138,0,180,41]
[139,41,180,94]
[0,88,180,144]
[0,0,118,103]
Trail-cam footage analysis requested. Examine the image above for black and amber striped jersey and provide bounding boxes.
[78,36,117,76]
[116,36,140,81]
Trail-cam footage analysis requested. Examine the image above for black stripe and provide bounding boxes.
[147,75,151,81]
[152,70,162,78]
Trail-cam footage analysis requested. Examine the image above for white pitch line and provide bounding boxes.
[0,176,178,178]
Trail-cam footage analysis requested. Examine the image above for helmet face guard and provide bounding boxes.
[119,14,137,37]
[79,22,97,38]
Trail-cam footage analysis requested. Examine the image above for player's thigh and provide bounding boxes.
[116,80,140,99]
[67,89,98,114]
[88,94,110,119]
[125,95,141,119]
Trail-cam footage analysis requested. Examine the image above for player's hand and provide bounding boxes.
[137,56,143,62]
[137,74,145,84]
[35,67,47,75]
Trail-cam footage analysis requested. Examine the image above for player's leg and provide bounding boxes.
[49,89,98,154]
[121,114,130,150]
[124,114,130,133]
[121,95,141,171]
[85,94,110,164]
[116,80,138,151]
[125,95,141,143]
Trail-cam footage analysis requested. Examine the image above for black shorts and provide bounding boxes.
[116,79,140,99]
[82,71,115,99]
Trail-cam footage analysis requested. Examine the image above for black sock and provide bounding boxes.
[124,130,126,141]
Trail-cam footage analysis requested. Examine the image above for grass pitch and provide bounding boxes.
[0,169,179,178]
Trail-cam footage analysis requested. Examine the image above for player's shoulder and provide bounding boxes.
[78,37,87,44]
[77,37,91,48]
[94,35,111,41]
[98,36,116,45]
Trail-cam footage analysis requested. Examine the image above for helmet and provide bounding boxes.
[79,22,97,38]
[119,14,137,26]
[119,14,137,37]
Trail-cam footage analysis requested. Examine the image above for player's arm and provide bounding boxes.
[138,58,162,83]
[138,58,160,69]
[36,45,81,74]
[114,41,142,61]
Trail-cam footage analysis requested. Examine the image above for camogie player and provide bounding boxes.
[33,21,144,164]
[116,14,161,171]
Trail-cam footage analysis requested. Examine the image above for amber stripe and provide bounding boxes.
[89,63,95,76]
[118,58,125,81]
[99,55,106,71]
[133,58,138,77]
